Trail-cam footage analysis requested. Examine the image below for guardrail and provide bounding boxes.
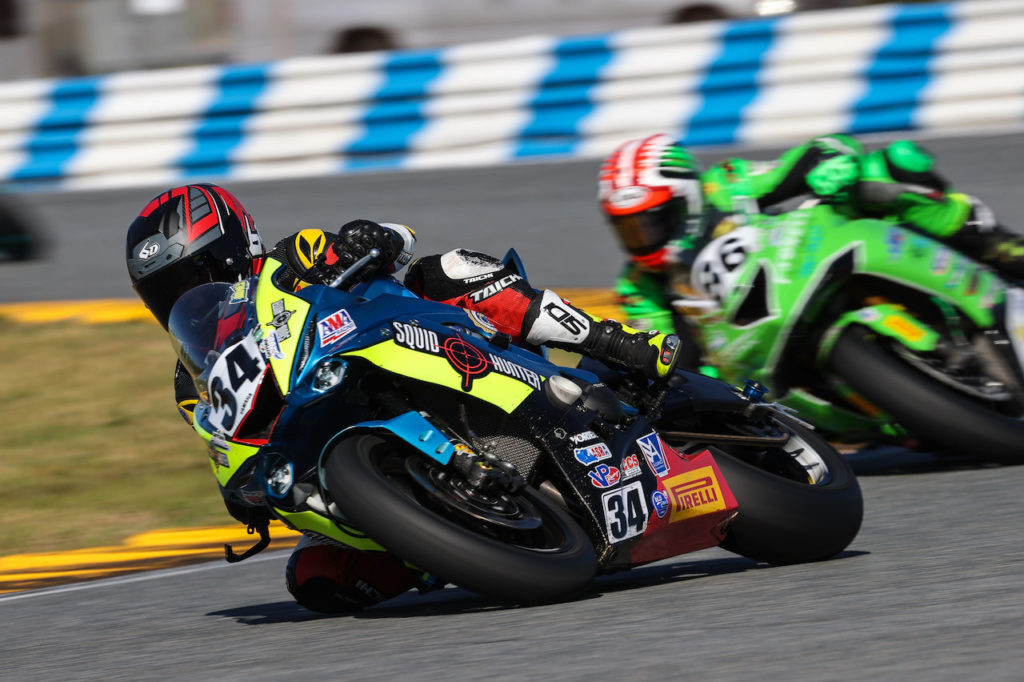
[0,0,1020,191]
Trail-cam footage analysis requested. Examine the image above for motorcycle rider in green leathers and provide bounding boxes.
[600,133,1024,362]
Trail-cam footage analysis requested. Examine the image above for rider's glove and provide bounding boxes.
[963,195,998,234]
[323,219,401,284]
[806,154,859,202]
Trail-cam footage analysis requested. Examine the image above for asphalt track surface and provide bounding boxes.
[2,130,1023,302]
[2,131,1023,679]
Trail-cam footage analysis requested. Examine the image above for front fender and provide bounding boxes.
[817,302,940,365]
[317,411,458,475]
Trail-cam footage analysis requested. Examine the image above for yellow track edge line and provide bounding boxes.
[0,291,624,325]
[0,523,302,594]
[0,289,624,593]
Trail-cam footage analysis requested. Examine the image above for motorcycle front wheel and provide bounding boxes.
[830,324,1024,464]
[323,433,596,604]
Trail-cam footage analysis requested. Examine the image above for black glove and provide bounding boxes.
[325,219,400,283]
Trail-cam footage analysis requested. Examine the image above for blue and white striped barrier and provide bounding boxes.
[0,0,1021,190]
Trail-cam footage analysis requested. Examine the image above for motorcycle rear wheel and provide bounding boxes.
[324,433,597,604]
[662,415,863,565]
[830,324,1024,464]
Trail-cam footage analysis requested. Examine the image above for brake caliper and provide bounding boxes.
[451,446,525,494]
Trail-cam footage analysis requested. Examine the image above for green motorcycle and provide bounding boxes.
[678,203,1024,464]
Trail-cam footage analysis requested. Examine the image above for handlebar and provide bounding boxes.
[328,248,381,289]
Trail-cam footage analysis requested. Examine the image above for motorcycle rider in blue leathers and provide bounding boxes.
[126,183,682,612]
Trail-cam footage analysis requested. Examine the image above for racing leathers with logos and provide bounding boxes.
[182,219,683,613]
[603,133,1024,344]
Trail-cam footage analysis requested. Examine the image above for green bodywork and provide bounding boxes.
[691,203,1005,439]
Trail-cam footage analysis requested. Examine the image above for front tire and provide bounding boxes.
[830,325,1024,464]
[324,434,596,604]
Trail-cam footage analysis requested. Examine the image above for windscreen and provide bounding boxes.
[167,280,254,381]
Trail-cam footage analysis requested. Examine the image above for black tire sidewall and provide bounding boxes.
[712,417,864,565]
[324,433,596,604]
[830,324,1024,464]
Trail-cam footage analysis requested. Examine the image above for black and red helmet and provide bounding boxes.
[126,184,264,329]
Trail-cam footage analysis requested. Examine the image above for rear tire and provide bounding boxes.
[830,325,1024,464]
[663,416,863,565]
[324,433,596,604]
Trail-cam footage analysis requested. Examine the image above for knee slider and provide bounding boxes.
[285,540,420,614]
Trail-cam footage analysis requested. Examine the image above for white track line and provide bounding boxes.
[0,551,288,604]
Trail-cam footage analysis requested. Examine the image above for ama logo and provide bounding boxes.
[318,309,356,346]
[636,432,669,477]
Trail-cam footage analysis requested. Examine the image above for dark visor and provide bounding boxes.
[609,198,689,257]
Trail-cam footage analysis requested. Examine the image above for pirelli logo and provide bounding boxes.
[664,466,727,523]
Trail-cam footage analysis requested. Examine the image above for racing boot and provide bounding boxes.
[523,289,681,381]
[579,318,681,381]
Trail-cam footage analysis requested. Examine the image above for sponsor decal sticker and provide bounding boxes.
[229,280,249,303]
[260,331,285,360]
[856,307,883,323]
[241,489,265,505]
[650,490,669,518]
[268,299,294,342]
[588,463,621,488]
[965,268,981,296]
[318,309,357,346]
[908,235,930,259]
[885,228,905,262]
[664,466,727,522]
[636,432,670,477]
[945,259,969,290]
[621,454,642,479]
[931,247,953,275]
[207,445,229,469]
[574,442,612,466]
[467,310,498,334]
[798,224,825,278]
[882,314,927,344]
[570,430,599,445]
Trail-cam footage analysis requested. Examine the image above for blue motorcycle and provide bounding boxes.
[167,249,862,604]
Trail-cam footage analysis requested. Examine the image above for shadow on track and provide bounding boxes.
[844,445,1005,476]
[586,549,866,597]
[208,551,866,624]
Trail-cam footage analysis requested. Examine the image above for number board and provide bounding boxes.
[601,480,649,542]
[206,333,267,436]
